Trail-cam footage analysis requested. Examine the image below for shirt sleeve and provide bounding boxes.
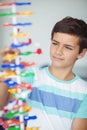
[75,95,87,118]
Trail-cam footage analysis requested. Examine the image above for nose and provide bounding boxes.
[56,46,63,55]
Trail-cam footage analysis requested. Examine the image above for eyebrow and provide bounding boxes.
[52,39,75,48]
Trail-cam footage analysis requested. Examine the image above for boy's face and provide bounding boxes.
[50,32,81,69]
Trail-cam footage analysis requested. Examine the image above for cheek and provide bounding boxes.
[50,45,53,55]
[50,49,52,58]
[66,52,78,61]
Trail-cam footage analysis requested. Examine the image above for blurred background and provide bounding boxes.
[0,0,87,80]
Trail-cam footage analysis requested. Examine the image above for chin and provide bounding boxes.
[51,63,63,68]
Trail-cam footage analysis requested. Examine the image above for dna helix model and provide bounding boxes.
[0,1,42,130]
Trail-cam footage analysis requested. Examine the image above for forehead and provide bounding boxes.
[52,32,79,46]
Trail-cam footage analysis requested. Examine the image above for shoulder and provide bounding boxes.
[76,76,87,86]
[75,76,87,92]
[33,66,48,79]
[30,66,49,86]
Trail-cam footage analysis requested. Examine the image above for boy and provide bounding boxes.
[0,16,87,130]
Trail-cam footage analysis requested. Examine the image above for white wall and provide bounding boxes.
[0,0,87,78]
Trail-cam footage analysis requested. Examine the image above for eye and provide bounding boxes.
[65,46,73,50]
[52,42,58,45]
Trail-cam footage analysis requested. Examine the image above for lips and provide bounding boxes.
[53,56,64,61]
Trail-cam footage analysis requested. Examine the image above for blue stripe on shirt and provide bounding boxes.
[28,100,75,119]
[38,85,85,100]
[28,87,81,113]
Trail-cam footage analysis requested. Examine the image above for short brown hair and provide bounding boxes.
[51,16,87,53]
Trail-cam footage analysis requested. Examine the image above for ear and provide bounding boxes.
[77,48,87,59]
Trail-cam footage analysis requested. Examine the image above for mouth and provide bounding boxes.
[53,56,64,61]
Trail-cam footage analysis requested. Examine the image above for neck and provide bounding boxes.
[49,66,75,81]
